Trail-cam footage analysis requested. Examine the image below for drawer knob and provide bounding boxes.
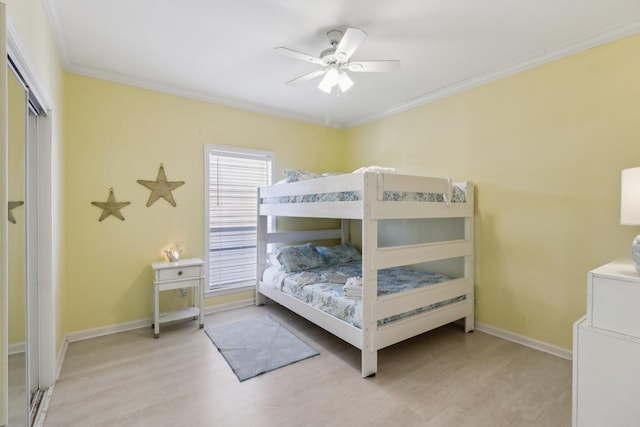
[178,270,183,276]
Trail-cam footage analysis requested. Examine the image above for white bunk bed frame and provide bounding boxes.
[256,172,474,377]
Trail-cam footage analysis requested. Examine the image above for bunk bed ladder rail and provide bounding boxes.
[463,183,475,332]
[361,172,379,377]
[256,197,268,306]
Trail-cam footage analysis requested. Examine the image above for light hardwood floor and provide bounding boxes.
[43,303,572,426]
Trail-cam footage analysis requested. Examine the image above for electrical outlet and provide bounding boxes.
[179,288,187,297]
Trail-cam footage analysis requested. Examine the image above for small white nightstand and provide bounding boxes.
[151,258,204,338]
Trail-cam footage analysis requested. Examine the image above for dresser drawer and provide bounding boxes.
[588,271,640,338]
[156,265,202,282]
[573,319,640,426]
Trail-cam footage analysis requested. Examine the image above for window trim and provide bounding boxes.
[203,144,275,297]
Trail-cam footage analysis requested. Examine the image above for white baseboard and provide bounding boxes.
[58,297,255,358]
[66,318,152,343]
[64,298,256,345]
[475,322,572,360]
[202,298,254,315]
[8,341,25,355]
[55,338,68,380]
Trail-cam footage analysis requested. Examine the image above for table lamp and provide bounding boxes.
[621,167,640,272]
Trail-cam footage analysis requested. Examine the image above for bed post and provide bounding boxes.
[340,219,350,244]
[464,182,475,332]
[256,189,267,306]
[361,172,378,377]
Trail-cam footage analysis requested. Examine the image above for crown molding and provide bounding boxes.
[346,19,640,129]
[66,64,348,129]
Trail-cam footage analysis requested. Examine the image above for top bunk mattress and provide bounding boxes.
[267,186,467,204]
[259,167,468,205]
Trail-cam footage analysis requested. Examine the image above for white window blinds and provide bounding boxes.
[205,146,273,293]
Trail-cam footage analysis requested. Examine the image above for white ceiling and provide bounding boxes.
[42,0,640,129]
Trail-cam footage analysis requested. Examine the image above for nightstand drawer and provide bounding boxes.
[588,265,640,338]
[157,265,202,281]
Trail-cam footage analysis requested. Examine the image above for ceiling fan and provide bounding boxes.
[275,28,400,94]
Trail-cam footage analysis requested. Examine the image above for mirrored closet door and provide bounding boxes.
[7,61,29,427]
[7,59,45,427]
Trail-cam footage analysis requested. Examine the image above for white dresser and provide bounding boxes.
[151,258,205,338]
[573,259,640,426]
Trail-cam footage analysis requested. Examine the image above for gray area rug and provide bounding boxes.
[205,315,319,382]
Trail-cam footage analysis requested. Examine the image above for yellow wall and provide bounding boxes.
[63,74,345,334]
[345,33,640,349]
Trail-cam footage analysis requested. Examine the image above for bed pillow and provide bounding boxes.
[282,169,321,183]
[267,252,281,268]
[316,243,362,266]
[451,185,467,203]
[276,243,325,272]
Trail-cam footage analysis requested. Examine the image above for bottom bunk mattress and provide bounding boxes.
[261,260,466,329]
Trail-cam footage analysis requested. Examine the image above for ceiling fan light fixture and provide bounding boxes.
[318,81,332,94]
[318,68,339,93]
[325,68,340,85]
[278,27,399,95]
[338,71,353,92]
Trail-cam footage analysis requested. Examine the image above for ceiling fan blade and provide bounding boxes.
[275,47,324,65]
[285,69,327,85]
[335,28,367,61]
[348,60,400,73]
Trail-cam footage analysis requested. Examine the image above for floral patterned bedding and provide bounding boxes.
[264,185,466,205]
[263,260,466,329]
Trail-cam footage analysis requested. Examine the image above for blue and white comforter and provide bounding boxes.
[264,260,466,329]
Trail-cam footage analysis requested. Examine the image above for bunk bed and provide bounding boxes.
[256,170,474,377]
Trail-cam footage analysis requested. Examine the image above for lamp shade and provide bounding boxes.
[621,167,640,225]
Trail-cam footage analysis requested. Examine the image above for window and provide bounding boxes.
[205,145,273,294]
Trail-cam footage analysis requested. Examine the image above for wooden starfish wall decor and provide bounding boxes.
[8,201,24,224]
[91,188,131,221]
[137,164,185,207]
